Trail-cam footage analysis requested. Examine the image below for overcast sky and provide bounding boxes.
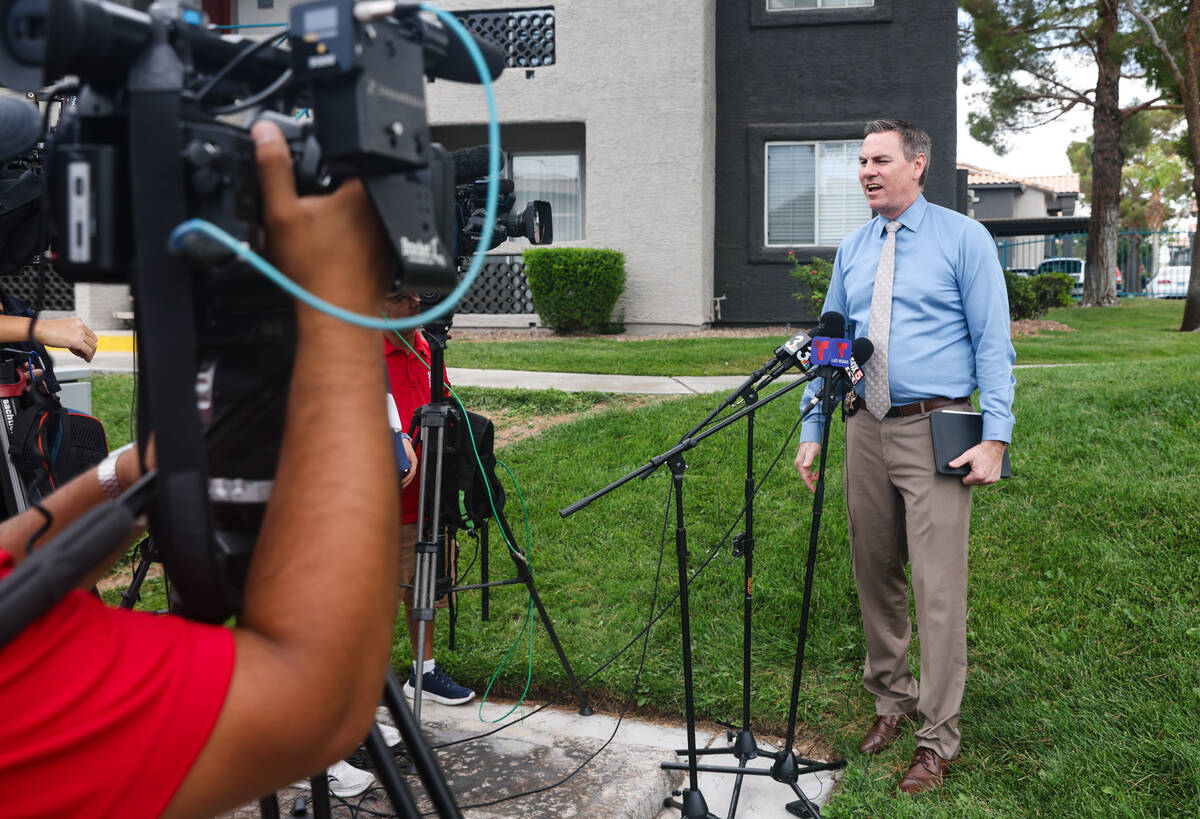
[955,47,1159,180]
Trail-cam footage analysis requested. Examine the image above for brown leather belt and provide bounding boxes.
[884,396,969,418]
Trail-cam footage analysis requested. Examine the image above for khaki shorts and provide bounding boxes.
[397,522,457,609]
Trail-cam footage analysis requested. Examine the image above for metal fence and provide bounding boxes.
[994,229,1193,298]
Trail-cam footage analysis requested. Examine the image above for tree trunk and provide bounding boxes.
[1180,0,1200,331]
[1082,0,1122,308]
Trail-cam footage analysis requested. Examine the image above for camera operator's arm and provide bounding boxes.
[0,444,148,586]
[0,314,98,362]
[163,121,399,818]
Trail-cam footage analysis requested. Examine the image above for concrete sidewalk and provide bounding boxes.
[227,699,840,818]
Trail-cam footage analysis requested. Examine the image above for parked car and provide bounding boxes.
[1006,267,1036,278]
[1036,257,1122,296]
[1147,252,1191,298]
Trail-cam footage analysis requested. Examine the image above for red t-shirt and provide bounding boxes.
[0,550,235,818]
[383,331,449,525]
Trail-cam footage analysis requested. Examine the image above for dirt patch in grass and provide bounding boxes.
[491,395,670,448]
[1010,319,1076,338]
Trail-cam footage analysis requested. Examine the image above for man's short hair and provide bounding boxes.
[864,120,931,187]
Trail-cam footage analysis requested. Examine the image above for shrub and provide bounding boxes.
[1005,271,1074,320]
[788,253,834,317]
[523,248,626,333]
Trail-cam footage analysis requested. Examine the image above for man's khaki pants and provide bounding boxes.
[842,401,973,760]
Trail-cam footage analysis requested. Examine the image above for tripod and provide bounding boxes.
[407,319,591,723]
[562,366,839,818]
[655,373,846,818]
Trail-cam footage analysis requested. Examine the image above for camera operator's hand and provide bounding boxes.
[35,316,99,362]
[252,120,389,312]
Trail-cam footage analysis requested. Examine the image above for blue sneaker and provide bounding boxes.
[403,664,475,706]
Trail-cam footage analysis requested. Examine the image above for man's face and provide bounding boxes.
[858,130,925,221]
[382,291,422,320]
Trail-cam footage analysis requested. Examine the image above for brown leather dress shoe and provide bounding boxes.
[898,746,953,794]
[856,710,918,755]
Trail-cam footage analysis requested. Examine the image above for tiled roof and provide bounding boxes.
[956,163,1080,194]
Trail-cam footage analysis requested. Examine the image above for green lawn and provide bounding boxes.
[445,299,1200,375]
[89,303,1200,815]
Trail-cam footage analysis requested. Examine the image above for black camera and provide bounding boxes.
[0,0,514,622]
[455,174,552,257]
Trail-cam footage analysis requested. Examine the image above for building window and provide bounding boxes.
[765,140,869,246]
[767,0,873,10]
[509,152,583,241]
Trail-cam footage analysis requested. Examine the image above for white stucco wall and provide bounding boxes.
[235,0,717,332]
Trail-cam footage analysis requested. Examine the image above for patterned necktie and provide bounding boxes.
[864,220,902,420]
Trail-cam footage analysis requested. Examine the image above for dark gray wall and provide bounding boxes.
[972,186,1020,220]
[714,0,959,324]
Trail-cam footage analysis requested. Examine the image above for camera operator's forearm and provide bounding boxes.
[243,304,398,668]
[0,447,144,581]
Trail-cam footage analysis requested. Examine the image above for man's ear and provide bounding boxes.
[913,152,927,184]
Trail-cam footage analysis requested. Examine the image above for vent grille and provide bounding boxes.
[456,8,556,69]
[458,256,535,314]
[5,263,75,311]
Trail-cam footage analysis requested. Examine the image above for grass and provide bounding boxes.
[430,352,1200,817]
[88,305,1200,815]
[444,299,1200,376]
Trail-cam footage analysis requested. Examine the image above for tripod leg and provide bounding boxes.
[494,509,593,716]
[363,724,423,818]
[382,668,464,819]
[309,772,332,819]
[257,794,280,819]
[480,521,490,622]
[119,537,155,610]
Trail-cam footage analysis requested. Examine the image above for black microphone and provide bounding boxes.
[452,145,506,184]
[420,12,506,83]
[0,98,40,162]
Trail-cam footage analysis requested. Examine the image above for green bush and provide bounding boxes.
[523,247,626,333]
[1006,271,1074,320]
[788,252,834,317]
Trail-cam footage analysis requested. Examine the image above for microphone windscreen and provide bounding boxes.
[851,337,874,366]
[817,311,846,339]
[453,145,493,183]
[0,98,41,161]
[429,28,506,83]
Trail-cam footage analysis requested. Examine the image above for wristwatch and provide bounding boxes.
[98,442,135,500]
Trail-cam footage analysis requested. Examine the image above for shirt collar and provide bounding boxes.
[875,193,928,235]
[383,330,429,358]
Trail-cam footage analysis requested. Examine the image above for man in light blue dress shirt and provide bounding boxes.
[794,120,1015,795]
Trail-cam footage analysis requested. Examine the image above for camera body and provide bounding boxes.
[0,0,505,622]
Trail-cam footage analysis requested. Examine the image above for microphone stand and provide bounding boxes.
[561,368,821,819]
[767,369,851,818]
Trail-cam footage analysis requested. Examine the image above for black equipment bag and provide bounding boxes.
[439,407,506,531]
[8,395,109,499]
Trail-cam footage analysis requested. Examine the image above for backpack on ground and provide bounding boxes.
[8,395,109,500]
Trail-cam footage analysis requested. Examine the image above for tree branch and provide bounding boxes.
[1123,0,1187,91]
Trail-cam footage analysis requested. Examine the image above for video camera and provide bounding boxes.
[0,0,538,624]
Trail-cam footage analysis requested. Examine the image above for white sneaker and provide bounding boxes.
[292,760,375,798]
[376,721,401,747]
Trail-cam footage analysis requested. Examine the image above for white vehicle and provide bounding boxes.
[1036,257,1122,297]
[1147,247,1192,299]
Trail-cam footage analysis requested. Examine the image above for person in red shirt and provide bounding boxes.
[382,291,475,706]
[0,119,401,818]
